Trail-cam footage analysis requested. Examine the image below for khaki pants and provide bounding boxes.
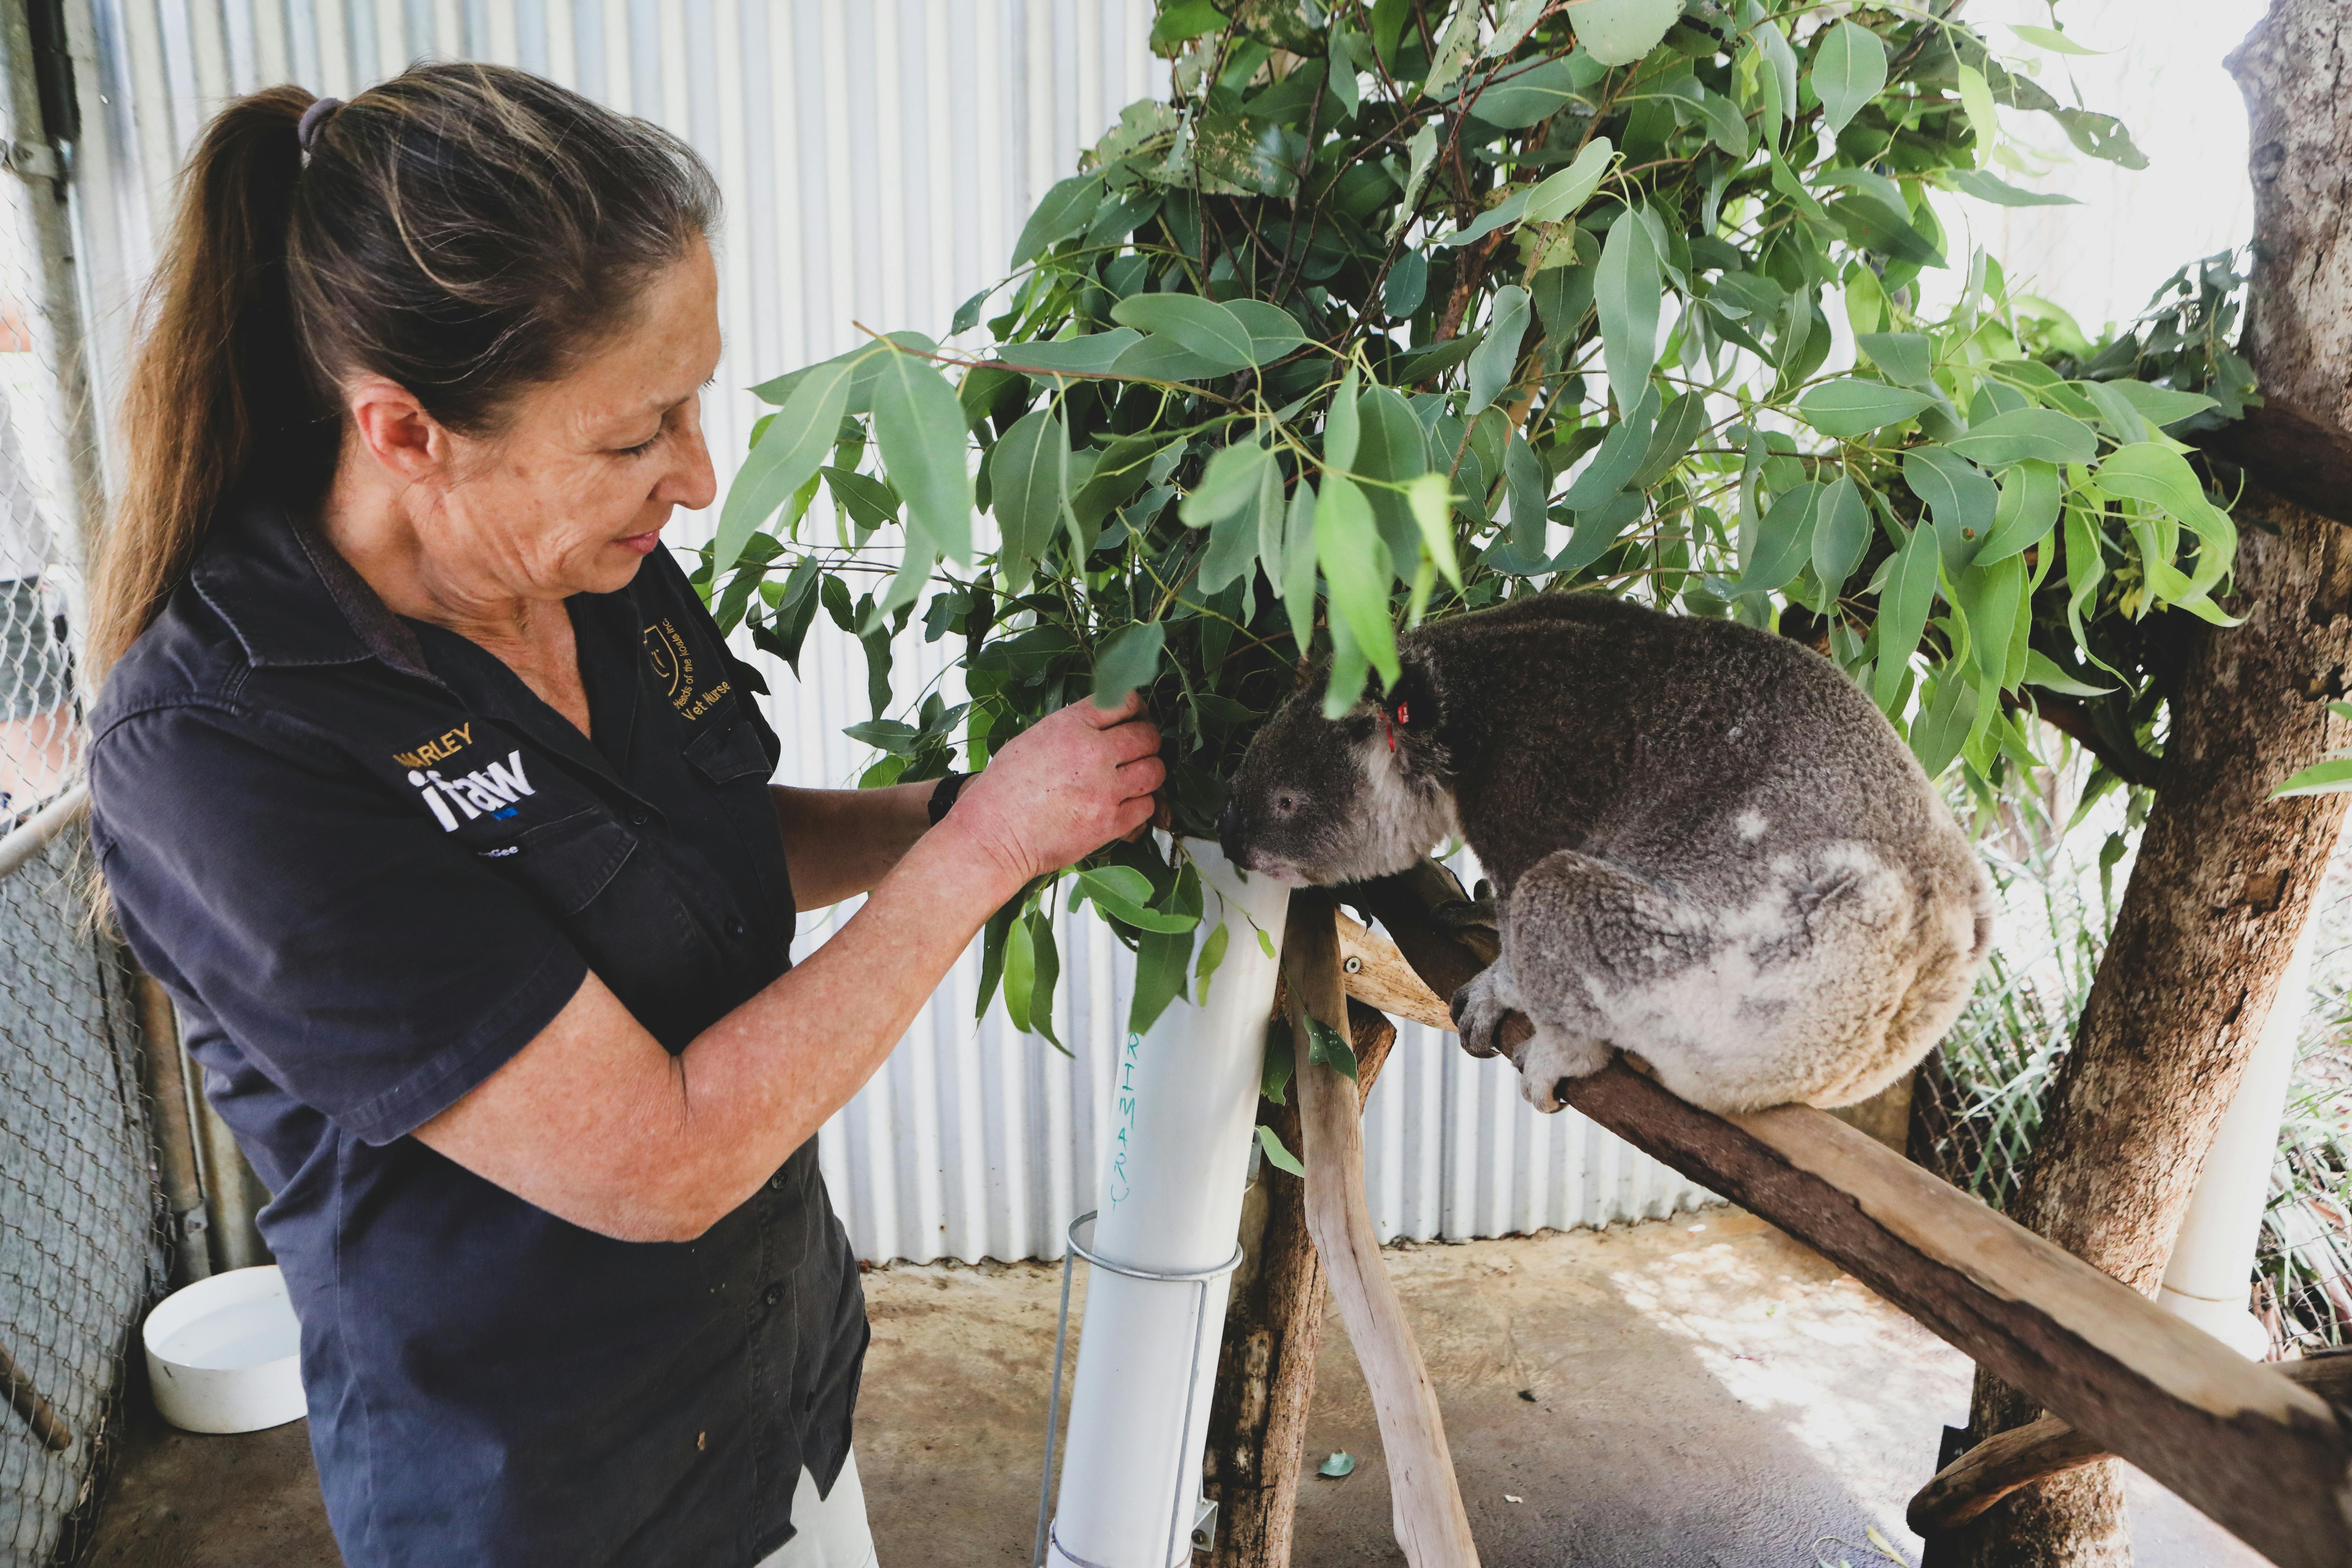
[755,1449,876,1568]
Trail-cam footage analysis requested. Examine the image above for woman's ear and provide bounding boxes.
[345,375,451,484]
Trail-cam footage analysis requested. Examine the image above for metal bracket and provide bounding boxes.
[1032,1212,1245,1568]
[1189,1497,1218,1554]
[2,138,58,181]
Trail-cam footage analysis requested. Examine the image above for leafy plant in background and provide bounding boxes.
[701,0,2250,1044]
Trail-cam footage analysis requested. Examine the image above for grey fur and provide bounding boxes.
[1218,593,1996,1115]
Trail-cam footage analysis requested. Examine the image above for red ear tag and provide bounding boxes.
[1397,701,1410,726]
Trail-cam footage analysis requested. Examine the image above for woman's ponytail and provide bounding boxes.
[88,85,325,678]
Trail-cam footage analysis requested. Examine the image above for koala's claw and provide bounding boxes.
[1449,965,1517,1059]
[1432,895,1499,937]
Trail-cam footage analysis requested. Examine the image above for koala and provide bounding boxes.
[1218,592,1996,1115]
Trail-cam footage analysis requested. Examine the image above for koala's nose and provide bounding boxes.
[1217,795,1246,869]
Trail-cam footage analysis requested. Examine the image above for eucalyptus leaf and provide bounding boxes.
[1326,365,1364,470]
[1435,188,1532,248]
[1946,408,2098,467]
[1948,167,2079,207]
[1092,620,1167,707]
[1468,285,1532,414]
[1903,446,1999,568]
[1855,332,1937,391]
[870,349,974,564]
[1812,21,1888,138]
[2024,649,2116,697]
[1977,460,2063,566]
[1873,525,1941,712]
[1796,379,1938,439]
[1573,0,1682,66]
[716,356,853,578]
[1003,329,1144,378]
[1183,439,1273,527]
[1736,482,1821,596]
[1129,928,1194,1036]
[1811,476,1871,608]
[1468,56,1589,128]
[2105,380,2219,429]
[988,408,1070,584]
[1316,476,1400,689]
[1111,293,1259,370]
[1011,174,1105,266]
[1388,123,1441,243]
[1523,138,1615,225]
[1596,212,1661,416]
[1257,1124,1307,1176]
[1078,866,1155,906]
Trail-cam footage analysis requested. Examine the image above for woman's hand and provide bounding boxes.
[947,693,1164,884]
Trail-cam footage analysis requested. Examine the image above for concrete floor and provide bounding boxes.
[82,1211,2260,1568]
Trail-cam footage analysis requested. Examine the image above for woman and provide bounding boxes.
[85,65,1161,1568]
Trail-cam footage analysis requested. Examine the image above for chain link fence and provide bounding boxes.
[0,826,158,1568]
[1906,770,2119,1213]
[1906,759,2352,1362]
[0,5,171,1563]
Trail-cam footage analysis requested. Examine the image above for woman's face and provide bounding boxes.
[425,238,723,602]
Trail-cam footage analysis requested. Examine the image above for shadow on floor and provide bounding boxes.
[79,1211,2262,1567]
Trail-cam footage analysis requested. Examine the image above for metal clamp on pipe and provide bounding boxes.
[1035,1211,1246,1568]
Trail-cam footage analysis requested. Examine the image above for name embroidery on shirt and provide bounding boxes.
[642,619,732,722]
[393,723,472,768]
[405,749,535,833]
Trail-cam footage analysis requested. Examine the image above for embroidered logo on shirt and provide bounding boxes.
[642,619,732,722]
[406,750,535,833]
[393,723,473,769]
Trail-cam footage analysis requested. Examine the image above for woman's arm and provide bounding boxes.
[770,780,933,908]
[414,694,1162,1242]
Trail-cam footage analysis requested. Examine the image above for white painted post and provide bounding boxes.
[1043,840,1290,1568]
[2157,836,2338,1357]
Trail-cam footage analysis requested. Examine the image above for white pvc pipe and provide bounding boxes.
[2157,840,2337,1358]
[1046,839,1289,1568]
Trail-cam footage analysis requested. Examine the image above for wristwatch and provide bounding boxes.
[927,772,968,827]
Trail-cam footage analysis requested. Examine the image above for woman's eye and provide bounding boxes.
[616,433,661,458]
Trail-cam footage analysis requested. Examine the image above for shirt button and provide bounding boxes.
[726,916,747,939]
[764,1283,785,1307]
[769,1172,788,1192]
[630,811,650,826]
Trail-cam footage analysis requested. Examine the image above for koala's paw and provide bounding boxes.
[1431,893,1499,939]
[1449,964,1519,1059]
[1514,1027,1615,1114]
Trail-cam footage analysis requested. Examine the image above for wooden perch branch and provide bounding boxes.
[0,1337,69,1452]
[2195,398,2352,530]
[1340,864,2352,1568]
[1910,1352,2352,1533]
[1285,892,1480,1568]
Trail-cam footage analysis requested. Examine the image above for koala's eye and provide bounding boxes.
[1273,792,1299,818]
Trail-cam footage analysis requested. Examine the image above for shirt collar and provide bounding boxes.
[190,496,439,685]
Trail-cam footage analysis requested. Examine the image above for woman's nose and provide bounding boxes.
[666,419,718,512]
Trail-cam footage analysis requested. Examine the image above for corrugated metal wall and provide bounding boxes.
[66,0,1715,1263]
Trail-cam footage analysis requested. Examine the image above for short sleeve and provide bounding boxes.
[91,703,590,1145]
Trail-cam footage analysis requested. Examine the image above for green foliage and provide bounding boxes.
[703,0,2248,1035]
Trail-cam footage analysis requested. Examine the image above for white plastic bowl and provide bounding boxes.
[142,1265,305,1433]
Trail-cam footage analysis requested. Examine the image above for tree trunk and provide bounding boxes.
[1204,995,1396,1567]
[1287,892,1480,1568]
[1950,11,2352,1560]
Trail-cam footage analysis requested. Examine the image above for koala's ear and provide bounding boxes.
[1381,647,1440,731]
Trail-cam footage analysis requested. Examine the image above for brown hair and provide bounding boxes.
[88,63,719,676]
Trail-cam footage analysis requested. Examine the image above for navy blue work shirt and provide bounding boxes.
[88,498,866,1568]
